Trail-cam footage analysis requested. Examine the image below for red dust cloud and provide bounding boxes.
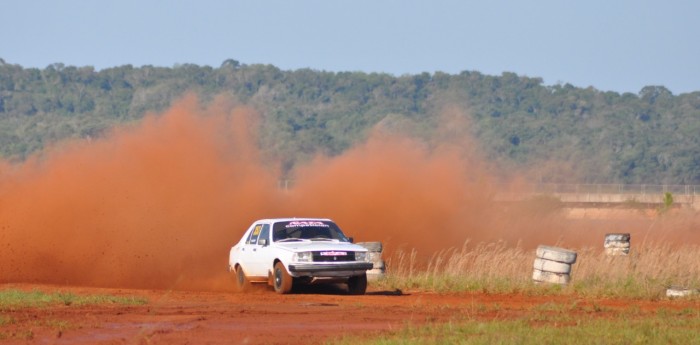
[0,95,698,291]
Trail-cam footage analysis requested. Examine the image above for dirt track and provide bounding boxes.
[2,283,699,344]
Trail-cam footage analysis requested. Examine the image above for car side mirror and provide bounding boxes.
[259,238,268,246]
[348,237,354,243]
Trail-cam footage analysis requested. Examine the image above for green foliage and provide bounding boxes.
[658,192,675,214]
[663,192,674,207]
[334,314,700,344]
[0,289,147,310]
[1,60,699,183]
[0,315,15,326]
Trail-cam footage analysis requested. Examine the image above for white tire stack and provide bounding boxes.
[666,286,699,298]
[604,233,630,256]
[533,245,577,285]
[357,242,386,281]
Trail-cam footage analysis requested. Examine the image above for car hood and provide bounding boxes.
[273,241,367,252]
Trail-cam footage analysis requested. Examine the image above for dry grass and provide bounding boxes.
[572,243,700,297]
[379,241,700,298]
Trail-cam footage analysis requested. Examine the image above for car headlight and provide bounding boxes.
[355,251,368,262]
[293,252,313,262]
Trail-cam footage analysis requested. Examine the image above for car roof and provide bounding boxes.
[253,218,334,223]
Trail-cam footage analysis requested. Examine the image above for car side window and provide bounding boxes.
[257,224,270,245]
[246,224,263,245]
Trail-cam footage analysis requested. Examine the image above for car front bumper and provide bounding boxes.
[288,262,374,277]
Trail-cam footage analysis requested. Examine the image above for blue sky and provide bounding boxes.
[2,0,699,94]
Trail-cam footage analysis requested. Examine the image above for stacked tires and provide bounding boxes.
[357,242,386,281]
[604,233,630,256]
[532,245,577,285]
[666,286,699,298]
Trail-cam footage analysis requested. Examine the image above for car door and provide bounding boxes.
[237,223,263,277]
[247,223,272,277]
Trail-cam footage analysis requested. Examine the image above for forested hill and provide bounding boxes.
[0,58,699,184]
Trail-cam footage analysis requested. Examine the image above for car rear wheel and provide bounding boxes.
[273,262,293,294]
[234,265,250,292]
[347,273,367,295]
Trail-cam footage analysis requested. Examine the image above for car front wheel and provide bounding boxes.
[273,262,293,294]
[347,273,367,295]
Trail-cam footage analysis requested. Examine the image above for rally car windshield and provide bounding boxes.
[272,220,350,242]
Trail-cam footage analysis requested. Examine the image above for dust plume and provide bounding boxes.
[0,95,698,291]
[0,95,279,290]
[286,109,500,254]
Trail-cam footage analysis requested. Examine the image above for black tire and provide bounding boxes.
[234,265,250,292]
[273,262,293,294]
[347,273,368,295]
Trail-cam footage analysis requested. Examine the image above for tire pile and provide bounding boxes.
[357,242,386,281]
[604,233,631,256]
[666,286,700,298]
[532,245,577,285]
[530,234,700,297]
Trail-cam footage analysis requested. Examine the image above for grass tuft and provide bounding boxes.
[333,312,700,344]
[375,241,700,299]
[0,289,147,310]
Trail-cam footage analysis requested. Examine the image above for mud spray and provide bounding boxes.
[0,95,698,291]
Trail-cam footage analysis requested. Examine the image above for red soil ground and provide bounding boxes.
[1,283,699,345]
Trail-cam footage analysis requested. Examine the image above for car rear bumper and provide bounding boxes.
[288,262,373,276]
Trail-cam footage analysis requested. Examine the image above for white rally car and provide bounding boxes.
[228,218,374,294]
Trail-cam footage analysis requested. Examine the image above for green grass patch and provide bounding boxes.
[0,289,147,310]
[38,319,73,332]
[0,315,16,326]
[333,311,700,344]
[373,273,700,301]
[0,329,34,341]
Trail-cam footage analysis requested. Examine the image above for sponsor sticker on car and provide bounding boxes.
[320,251,347,256]
[286,221,330,228]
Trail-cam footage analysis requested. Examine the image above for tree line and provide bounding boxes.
[1,58,699,184]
